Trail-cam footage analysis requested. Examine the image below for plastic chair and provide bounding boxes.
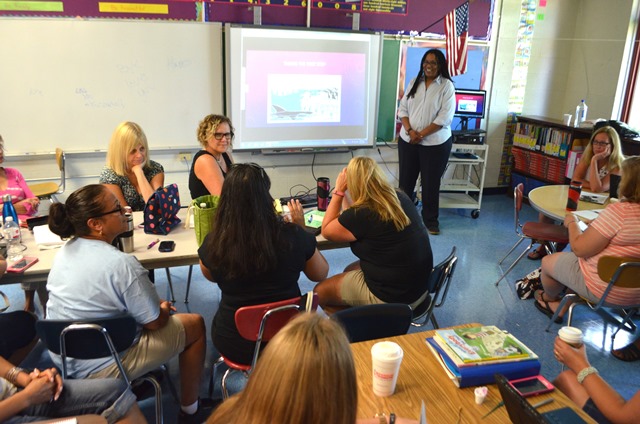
[545,256,640,342]
[331,303,412,343]
[27,148,66,202]
[495,183,569,286]
[411,246,458,328]
[210,293,318,399]
[36,314,174,424]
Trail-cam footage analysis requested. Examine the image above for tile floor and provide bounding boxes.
[3,193,638,421]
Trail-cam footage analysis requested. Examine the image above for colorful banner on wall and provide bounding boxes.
[0,0,201,19]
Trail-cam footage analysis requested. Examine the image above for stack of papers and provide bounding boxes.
[33,225,66,249]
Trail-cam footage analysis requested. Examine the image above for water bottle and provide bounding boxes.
[2,194,18,224]
[3,216,23,263]
[119,206,134,253]
[574,99,588,127]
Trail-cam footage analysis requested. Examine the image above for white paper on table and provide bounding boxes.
[33,225,66,249]
[572,209,604,221]
[579,191,608,205]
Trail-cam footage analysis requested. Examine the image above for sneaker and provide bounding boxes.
[427,226,440,235]
[178,398,221,424]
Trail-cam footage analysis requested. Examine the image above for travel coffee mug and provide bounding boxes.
[566,180,583,211]
[317,177,330,211]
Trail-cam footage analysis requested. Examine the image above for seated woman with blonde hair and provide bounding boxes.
[207,313,416,424]
[314,156,432,313]
[99,121,164,211]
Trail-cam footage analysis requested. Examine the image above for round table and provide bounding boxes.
[528,185,608,221]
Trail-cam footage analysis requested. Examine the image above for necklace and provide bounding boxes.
[213,154,223,165]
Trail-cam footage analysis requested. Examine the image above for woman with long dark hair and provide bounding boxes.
[397,49,456,235]
[198,163,328,364]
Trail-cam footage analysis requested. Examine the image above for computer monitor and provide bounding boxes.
[454,89,486,131]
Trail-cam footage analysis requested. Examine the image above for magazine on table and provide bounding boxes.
[434,325,538,364]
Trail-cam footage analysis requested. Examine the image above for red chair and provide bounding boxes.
[495,184,569,286]
[209,292,318,399]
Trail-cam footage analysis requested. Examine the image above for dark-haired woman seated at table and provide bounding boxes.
[198,163,328,365]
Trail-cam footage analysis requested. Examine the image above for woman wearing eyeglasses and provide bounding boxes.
[189,114,235,199]
[45,184,210,422]
[528,126,625,260]
[99,121,164,212]
[572,126,624,193]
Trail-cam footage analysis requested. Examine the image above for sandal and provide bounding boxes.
[612,340,640,362]
[533,290,563,324]
[527,246,547,260]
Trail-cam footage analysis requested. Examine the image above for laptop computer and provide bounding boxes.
[495,374,587,423]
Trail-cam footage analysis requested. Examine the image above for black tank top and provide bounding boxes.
[188,150,231,199]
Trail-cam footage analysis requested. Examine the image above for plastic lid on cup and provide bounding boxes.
[371,341,403,360]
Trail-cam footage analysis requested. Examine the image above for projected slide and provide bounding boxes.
[226,26,382,151]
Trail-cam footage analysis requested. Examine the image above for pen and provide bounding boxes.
[147,238,160,249]
[532,398,554,409]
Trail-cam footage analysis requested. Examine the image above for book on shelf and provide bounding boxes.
[425,338,541,388]
[433,325,538,364]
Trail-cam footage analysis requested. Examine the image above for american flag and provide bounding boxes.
[445,2,469,76]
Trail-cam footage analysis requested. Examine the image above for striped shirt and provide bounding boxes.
[579,201,640,304]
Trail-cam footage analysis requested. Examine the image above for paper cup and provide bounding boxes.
[563,114,572,126]
[371,341,403,397]
[558,326,583,348]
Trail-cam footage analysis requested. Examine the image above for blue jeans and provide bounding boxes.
[5,378,136,424]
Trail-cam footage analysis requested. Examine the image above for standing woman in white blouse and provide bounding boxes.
[397,49,456,236]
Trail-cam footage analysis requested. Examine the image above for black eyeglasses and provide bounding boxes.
[592,141,611,147]
[213,132,234,141]
[91,203,124,219]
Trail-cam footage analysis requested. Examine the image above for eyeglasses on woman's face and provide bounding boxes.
[213,132,234,141]
[592,140,611,147]
[91,201,125,219]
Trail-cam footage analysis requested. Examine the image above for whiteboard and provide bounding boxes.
[0,19,223,154]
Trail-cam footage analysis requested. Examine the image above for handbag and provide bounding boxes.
[514,267,542,300]
[188,194,220,246]
[143,183,181,235]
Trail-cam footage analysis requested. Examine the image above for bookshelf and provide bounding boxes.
[512,116,640,196]
[511,116,592,196]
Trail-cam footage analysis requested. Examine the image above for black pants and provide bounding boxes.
[398,136,453,228]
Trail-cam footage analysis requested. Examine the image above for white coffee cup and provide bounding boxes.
[558,326,583,348]
[371,341,403,397]
[563,114,572,126]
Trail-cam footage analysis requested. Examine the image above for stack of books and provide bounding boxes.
[425,325,541,388]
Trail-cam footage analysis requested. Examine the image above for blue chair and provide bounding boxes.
[331,303,412,343]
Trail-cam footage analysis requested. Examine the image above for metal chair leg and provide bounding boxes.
[164,268,176,303]
[184,265,193,304]
[495,243,532,286]
[498,237,525,265]
[209,356,224,399]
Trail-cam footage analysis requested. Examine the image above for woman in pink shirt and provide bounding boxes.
[0,135,44,314]
[534,156,640,321]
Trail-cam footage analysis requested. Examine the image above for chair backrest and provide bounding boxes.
[597,256,640,289]
[331,303,412,343]
[55,148,66,193]
[235,294,316,369]
[513,183,524,232]
[412,246,458,326]
[36,314,137,358]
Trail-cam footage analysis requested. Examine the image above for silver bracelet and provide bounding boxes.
[5,366,25,385]
[577,366,598,384]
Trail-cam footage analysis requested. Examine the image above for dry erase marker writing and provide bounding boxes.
[147,238,160,249]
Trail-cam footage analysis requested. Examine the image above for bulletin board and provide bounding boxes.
[0,19,223,154]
